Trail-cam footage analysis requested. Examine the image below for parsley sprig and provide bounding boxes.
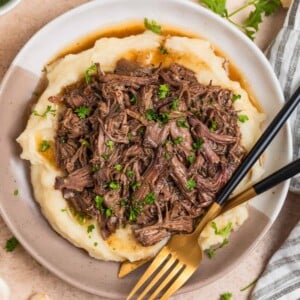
[199,0,281,40]
[5,237,19,252]
[33,105,56,118]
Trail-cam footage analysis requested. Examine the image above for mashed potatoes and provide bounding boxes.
[17,31,265,262]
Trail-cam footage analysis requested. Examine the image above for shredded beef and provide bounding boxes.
[52,59,245,246]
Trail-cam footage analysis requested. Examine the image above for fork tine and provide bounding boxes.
[160,266,196,300]
[137,255,177,300]
[148,262,185,300]
[126,246,170,300]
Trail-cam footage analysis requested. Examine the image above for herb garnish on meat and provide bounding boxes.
[52,59,245,246]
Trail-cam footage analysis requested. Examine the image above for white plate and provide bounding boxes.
[0,0,292,298]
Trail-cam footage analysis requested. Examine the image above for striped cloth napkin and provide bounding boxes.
[252,1,300,299]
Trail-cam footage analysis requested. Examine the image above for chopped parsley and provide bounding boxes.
[81,139,90,147]
[106,140,114,151]
[187,179,196,190]
[92,165,100,172]
[129,205,141,221]
[39,140,51,152]
[101,152,109,160]
[109,181,119,190]
[165,152,171,159]
[210,120,218,132]
[173,136,183,145]
[75,106,91,119]
[192,138,204,151]
[159,45,169,54]
[220,292,232,300]
[13,189,19,196]
[238,114,249,123]
[5,237,19,252]
[94,242,98,247]
[119,199,127,207]
[105,208,112,217]
[143,192,157,205]
[61,208,67,212]
[177,119,189,128]
[212,221,232,238]
[33,105,56,118]
[131,182,141,190]
[171,98,180,110]
[205,247,216,259]
[158,84,170,99]
[85,64,97,84]
[144,18,162,34]
[130,94,137,105]
[232,94,241,102]
[126,170,134,178]
[206,222,232,259]
[87,224,95,233]
[114,164,122,171]
[145,109,169,124]
[188,155,196,164]
[94,195,104,210]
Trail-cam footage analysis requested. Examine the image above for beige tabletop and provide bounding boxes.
[0,1,298,299]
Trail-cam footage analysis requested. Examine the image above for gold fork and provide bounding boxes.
[126,88,300,299]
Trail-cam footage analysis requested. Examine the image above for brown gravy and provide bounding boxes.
[50,21,262,112]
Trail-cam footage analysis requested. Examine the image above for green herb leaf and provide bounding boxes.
[144,18,162,34]
[39,140,51,152]
[159,112,169,125]
[192,138,204,150]
[126,170,134,178]
[109,181,119,190]
[131,182,141,190]
[85,64,97,84]
[101,153,109,160]
[146,109,158,121]
[158,84,170,99]
[232,94,241,102]
[171,98,180,110]
[87,224,95,233]
[130,94,137,105]
[238,114,249,123]
[220,292,233,300]
[159,45,169,54]
[243,0,281,40]
[129,205,141,221]
[187,178,196,190]
[106,140,114,151]
[33,105,56,118]
[177,119,190,128]
[75,106,91,119]
[94,195,104,210]
[188,155,196,164]
[81,139,90,147]
[13,189,19,196]
[105,208,112,217]
[119,199,127,207]
[173,136,183,145]
[206,247,216,259]
[114,164,122,171]
[211,221,232,238]
[165,152,171,159]
[199,0,228,17]
[5,237,19,252]
[210,120,218,132]
[94,242,98,247]
[144,192,157,205]
[92,165,100,173]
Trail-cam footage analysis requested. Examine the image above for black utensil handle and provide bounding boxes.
[254,158,300,194]
[216,86,300,205]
